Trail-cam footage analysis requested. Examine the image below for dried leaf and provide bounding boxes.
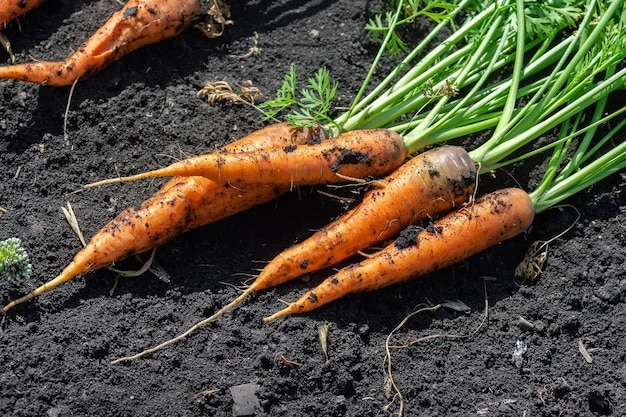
[318,323,330,362]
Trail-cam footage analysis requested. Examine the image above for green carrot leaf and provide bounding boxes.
[259,66,338,126]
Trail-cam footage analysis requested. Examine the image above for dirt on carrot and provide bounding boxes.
[263,187,535,321]
[85,129,408,187]
[2,123,324,312]
[0,0,200,86]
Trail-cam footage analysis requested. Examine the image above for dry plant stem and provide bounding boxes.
[61,203,87,247]
[384,281,489,417]
[384,304,441,417]
[515,204,580,280]
[195,0,233,38]
[196,80,262,109]
[318,323,330,362]
[0,31,13,62]
[63,78,80,143]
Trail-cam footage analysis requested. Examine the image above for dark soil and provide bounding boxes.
[1,1,625,416]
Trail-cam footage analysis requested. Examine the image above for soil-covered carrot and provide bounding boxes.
[2,123,323,312]
[1,0,48,26]
[248,145,476,293]
[264,187,535,321]
[85,129,408,187]
[0,0,199,86]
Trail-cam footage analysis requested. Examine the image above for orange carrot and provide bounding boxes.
[2,123,323,312]
[0,0,199,86]
[1,0,48,26]
[195,145,476,319]
[85,129,408,187]
[263,187,535,321]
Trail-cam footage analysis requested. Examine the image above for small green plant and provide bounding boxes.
[0,238,32,281]
[258,65,338,126]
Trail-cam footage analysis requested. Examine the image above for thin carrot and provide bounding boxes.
[263,187,535,321]
[1,0,48,26]
[2,123,323,312]
[85,129,408,187]
[0,0,199,86]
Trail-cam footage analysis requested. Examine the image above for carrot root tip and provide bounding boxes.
[3,292,35,312]
[262,308,292,322]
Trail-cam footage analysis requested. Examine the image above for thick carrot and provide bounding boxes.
[254,145,477,289]
[0,0,199,86]
[1,0,48,26]
[2,123,323,312]
[85,129,408,187]
[263,187,535,321]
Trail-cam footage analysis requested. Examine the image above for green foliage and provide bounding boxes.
[522,0,585,38]
[365,0,459,57]
[0,237,32,281]
[258,65,338,126]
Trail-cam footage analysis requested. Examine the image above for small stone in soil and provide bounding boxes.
[230,383,261,416]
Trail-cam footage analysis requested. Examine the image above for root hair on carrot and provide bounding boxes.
[316,190,356,204]
[108,248,157,278]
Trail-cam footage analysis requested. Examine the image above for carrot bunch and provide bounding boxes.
[3,0,626,367]
[108,0,626,363]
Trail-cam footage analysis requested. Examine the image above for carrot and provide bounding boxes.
[1,0,48,26]
[109,145,477,363]
[2,123,324,312]
[85,129,408,188]
[263,187,535,321]
[252,145,477,289]
[0,0,199,86]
